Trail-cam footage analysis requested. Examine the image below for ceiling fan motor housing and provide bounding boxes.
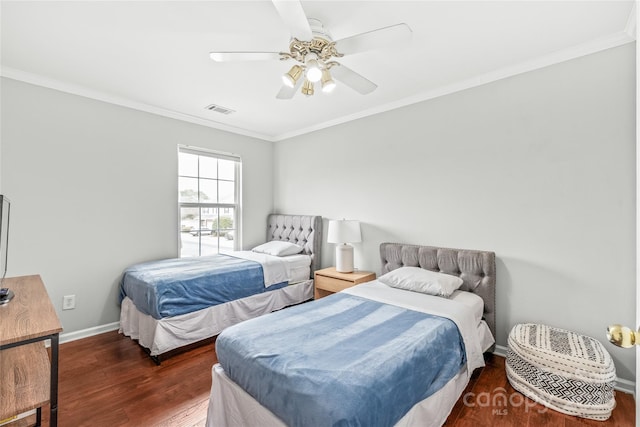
[284,19,342,64]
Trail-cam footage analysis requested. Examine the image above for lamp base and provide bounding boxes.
[335,244,354,273]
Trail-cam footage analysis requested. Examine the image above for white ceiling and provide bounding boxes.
[1,1,636,141]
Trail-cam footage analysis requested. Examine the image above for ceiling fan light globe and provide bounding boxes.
[305,59,322,83]
[321,69,336,93]
[282,75,295,88]
[322,81,336,93]
[283,65,303,88]
[306,68,322,83]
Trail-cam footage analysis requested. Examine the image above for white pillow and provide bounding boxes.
[378,266,463,297]
[251,241,304,257]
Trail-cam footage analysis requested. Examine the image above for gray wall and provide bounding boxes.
[274,44,636,381]
[0,43,634,383]
[0,78,274,333]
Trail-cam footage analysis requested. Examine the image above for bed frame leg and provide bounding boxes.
[150,354,161,365]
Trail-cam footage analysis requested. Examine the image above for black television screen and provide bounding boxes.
[0,195,10,281]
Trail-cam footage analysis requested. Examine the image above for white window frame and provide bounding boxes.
[178,145,242,256]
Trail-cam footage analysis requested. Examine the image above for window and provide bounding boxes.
[178,146,241,257]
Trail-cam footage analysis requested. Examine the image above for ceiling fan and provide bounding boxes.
[209,0,412,99]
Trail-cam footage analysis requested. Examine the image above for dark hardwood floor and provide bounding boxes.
[40,330,634,426]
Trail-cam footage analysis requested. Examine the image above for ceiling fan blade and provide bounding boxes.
[272,0,313,41]
[210,52,282,62]
[276,76,304,99]
[331,64,377,95]
[334,23,412,55]
[276,85,296,100]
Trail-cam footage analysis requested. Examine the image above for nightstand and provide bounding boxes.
[314,267,376,299]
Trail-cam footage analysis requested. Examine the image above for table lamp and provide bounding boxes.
[327,219,362,273]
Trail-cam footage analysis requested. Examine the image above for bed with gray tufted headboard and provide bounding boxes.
[380,242,496,344]
[118,214,322,362]
[205,241,498,426]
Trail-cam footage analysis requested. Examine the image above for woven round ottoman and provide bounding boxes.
[506,323,616,420]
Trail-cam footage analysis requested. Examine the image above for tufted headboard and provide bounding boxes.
[380,242,496,345]
[266,214,322,278]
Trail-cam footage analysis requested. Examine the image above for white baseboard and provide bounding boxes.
[59,321,120,344]
[494,343,508,358]
[492,344,635,396]
[614,377,636,396]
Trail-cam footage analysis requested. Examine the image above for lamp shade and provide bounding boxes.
[327,220,362,244]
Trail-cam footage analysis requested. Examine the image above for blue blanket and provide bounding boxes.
[119,254,287,319]
[217,293,466,427]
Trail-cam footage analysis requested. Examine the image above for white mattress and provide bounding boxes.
[119,279,313,356]
[279,254,311,283]
[449,289,484,325]
[206,282,495,426]
[278,253,312,269]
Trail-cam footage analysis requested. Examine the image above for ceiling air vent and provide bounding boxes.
[205,103,235,115]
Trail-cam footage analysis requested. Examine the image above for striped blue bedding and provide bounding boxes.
[216,292,466,427]
[119,254,287,319]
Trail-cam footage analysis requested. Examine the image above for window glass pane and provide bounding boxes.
[179,152,198,177]
[198,206,219,256]
[180,207,200,257]
[200,207,216,231]
[199,178,217,203]
[218,159,235,180]
[219,181,235,203]
[180,207,199,233]
[179,177,199,202]
[217,209,234,231]
[219,235,234,254]
[200,156,218,179]
[218,208,236,253]
[200,238,218,256]
[217,208,235,253]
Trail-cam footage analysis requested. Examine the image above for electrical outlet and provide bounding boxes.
[62,295,76,310]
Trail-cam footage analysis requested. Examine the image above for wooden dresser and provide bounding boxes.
[0,275,62,427]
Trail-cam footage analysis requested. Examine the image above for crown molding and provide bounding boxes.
[0,67,277,142]
[2,28,635,143]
